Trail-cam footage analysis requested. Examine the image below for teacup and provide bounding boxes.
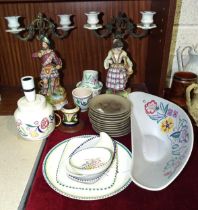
[81,70,99,87]
[72,87,92,112]
[55,104,80,126]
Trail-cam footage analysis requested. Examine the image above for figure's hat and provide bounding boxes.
[40,35,51,46]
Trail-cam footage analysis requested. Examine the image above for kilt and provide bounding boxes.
[106,66,127,90]
[40,67,59,80]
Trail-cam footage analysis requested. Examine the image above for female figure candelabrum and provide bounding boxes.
[32,36,67,110]
[104,39,133,96]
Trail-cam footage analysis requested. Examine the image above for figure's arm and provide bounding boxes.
[32,52,39,58]
[32,50,42,58]
[123,51,133,75]
[52,51,62,69]
[104,50,113,69]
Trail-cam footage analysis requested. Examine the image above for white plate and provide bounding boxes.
[89,94,131,116]
[92,126,131,138]
[42,135,132,200]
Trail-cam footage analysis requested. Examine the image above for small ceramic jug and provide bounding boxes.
[55,104,80,126]
[14,76,55,140]
[186,83,198,126]
[169,71,197,108]
[177,45,198,75]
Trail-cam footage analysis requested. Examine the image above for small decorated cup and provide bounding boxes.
[81,70,99,87]
[72,87,92,112]
[55,103,80,126]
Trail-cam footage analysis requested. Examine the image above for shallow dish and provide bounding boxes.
[89,119,131,131]
[88,110,130,122]
[42,135,132,200]
[89,115,130,127]
[89,106,131,119]
[69,147,112,173]
[128,91,194,191]
[68,147,113,178]
[92,126,131,137]
[65,132,116,182]
[89,94,131,116]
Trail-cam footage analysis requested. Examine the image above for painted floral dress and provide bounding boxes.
[104,49,133,91]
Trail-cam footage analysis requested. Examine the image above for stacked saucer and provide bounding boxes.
[88,94,131,137]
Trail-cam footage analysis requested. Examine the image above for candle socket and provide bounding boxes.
[21,76,36,102]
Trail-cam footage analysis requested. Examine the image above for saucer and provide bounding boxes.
[42,135,132,200]
[89,94,131,116]
[57,25,75,31]
[77,81,103,89]
[137,23,157,30]
[83,24,103,30]
[76,81,103,97]
[57,119,84,133]
[6,28,25,34]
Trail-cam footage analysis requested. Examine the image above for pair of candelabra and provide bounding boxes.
[5,11,156,41]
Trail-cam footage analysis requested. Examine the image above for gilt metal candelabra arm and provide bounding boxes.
[5,13,75,41]
[84,11,156,40]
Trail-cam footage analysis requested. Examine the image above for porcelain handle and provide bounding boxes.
[55,112,63,127]
[181,46,192,71]
[186,83,198,108]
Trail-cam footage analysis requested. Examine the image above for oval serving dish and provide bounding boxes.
[69,147,113,175]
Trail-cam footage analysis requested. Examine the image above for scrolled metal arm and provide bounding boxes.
[14,13,70,41]
[93,23,113,39]
[91,12,150,40]
[128,29,149,39]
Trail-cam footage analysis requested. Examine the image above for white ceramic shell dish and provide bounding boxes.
[65,132,116,183]
[69,147,113,175]
[128,91,194,191]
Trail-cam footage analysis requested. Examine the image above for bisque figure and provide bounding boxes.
[104,39,133,96]
[32,36,67,110]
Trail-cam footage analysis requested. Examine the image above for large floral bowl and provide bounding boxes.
[128,92,194,191]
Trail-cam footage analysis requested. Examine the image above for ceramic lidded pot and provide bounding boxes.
[76,70,103,97]
[14,76,55,140]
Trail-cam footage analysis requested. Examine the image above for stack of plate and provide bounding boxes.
[88,94,131,137]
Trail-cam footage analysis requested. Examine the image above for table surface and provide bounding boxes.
[25,113,198,210]
[0,116,45,210]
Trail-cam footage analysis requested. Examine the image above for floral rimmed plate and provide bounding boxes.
[42,135,132,200]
